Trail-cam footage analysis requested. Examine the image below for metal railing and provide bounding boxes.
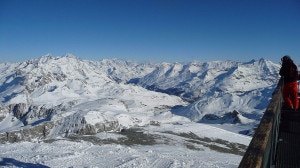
[239,79,283,168]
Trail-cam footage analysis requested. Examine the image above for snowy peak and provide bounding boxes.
[243,58,279,76]
[98,58,157,83]
[137,62,186,88]
[218,58,279,92]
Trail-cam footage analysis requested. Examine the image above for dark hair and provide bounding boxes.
[281,55,293,64]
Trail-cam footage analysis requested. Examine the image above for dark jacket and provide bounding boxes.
[279,63,298,83]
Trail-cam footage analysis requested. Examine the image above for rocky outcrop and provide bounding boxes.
[9,103,27,119]
[6,103,56,126]
[0,106,8,122]
[63,119,120,136]
[2,102,121,142]
[222,110,241,124]
[0,121,54,143]
[201,110,241,124]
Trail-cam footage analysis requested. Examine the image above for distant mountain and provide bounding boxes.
[155,59,280,122]
[0,55,280,142]
[99,58,280,134]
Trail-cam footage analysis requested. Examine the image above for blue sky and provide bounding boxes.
[0,0,300,64]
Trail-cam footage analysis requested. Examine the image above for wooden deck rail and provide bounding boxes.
[239,79,283,168]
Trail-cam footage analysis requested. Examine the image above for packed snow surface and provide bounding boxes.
[0,122,251,168]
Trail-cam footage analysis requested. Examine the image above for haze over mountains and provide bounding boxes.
[0,54,282,167]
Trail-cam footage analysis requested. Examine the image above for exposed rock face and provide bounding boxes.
[0,102,121,143]
[222,110,241,124]
[201,110,241,124]
[93,121,120,133]
[0,122,54,143]
[0,107,121,143]
[6,103,55,126]
[9,103,27,119]
[58,117,120,136]
[0,106,7,122]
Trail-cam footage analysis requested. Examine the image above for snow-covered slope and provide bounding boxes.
[0,122,251,168]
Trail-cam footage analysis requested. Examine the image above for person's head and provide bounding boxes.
[281,55,294,65]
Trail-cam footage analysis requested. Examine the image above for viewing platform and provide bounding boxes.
[239,73,300,168]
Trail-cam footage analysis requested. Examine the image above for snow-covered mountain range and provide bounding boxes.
[0,54,280,141]
[0,54,284,167]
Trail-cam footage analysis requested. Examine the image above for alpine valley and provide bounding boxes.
[0,54,282,167]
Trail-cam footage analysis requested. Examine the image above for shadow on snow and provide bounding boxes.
[0,158,50,168]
